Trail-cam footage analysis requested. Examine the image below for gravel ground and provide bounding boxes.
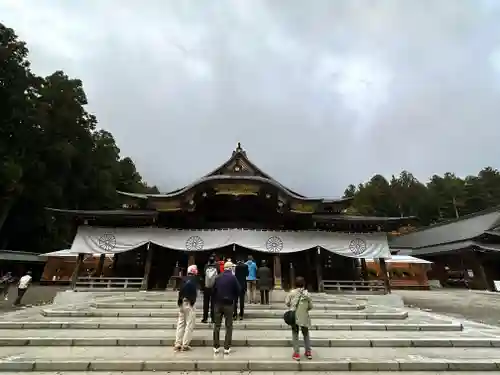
[395,289,500,326]
[0,284,68,313]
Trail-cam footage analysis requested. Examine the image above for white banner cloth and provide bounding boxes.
[69,226,390,258]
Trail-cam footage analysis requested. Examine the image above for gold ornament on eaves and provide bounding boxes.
[214,183,260,196]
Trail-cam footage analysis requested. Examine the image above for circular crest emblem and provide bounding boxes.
[97,233,117,251]
[266,236,284,253]
[185,235,204,251]
[349,238,367,256]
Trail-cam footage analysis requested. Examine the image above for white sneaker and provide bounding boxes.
[213,347,220,354]
[224,348,231,355]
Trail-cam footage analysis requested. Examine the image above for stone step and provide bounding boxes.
[0,321,463,331]
[0,338,494,349]
[0,372,496,375]
[41,309,408,320]
[0,346,499,371]
[92,302,365,311]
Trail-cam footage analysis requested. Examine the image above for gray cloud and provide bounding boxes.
[2,0,500,197]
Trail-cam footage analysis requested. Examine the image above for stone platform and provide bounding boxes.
[0,291,500,372]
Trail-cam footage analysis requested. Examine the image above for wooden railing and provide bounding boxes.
[321,280,386,294]
[390,279,429,289]
[75,277,143,290]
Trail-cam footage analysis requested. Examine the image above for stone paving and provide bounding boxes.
[0,292,500,372]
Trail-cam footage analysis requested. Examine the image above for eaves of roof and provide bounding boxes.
[118,175,349,203]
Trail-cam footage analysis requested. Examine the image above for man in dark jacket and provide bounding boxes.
[257,260,273,305]
[233,258,248,319]
[202,255,219,323]
[212,261,240,355]
[174,265,199,351]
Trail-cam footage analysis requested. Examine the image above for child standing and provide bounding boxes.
[284,276,313,360]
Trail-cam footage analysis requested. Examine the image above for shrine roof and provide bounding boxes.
[117,143,352,204]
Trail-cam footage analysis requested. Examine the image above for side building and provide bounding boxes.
[45,143,415,292]
[389,206,500,291]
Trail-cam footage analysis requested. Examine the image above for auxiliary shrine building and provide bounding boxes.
[46,144,414,291]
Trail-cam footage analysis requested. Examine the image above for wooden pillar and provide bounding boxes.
[470,251,491,290]
[379,258,391,294]
[315,247,323,292]
[289,262,295,289]
[141,243,153,290]
[95,254,106,277]
[273,255,282,289]
[360,259,367,280]
[70,253,85,290]
[188,253,195,266]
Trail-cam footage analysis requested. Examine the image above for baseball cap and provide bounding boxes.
[224,261,234,270]
[187,265,198,275]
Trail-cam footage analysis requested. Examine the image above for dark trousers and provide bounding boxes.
[213,303,234,349]
[233,289,246,317]
[260,290,270,305]
[202,287,215,321]
[14,288,27,306]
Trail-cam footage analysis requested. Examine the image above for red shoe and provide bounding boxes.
[292,352,300,361]
[305,350,312,360]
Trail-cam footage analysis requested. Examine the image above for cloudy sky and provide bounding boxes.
[1,0,500,197]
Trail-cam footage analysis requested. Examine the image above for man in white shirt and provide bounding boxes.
[14,271,32,306]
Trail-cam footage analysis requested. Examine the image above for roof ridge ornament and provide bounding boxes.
[232,142,246,156]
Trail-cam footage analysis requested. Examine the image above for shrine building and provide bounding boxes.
[45,143,415,292]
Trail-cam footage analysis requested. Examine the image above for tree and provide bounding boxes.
[0,22,157,252]
[346,166,500,227]
[0,24,40,233]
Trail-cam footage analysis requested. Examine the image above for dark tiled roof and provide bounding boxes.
[313,214,416,222]
[389,206,500,249]
[45,208,158,218]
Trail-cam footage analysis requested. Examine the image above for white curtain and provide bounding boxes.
[69,226,391,258]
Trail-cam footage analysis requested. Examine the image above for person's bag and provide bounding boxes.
[283,291,303,326]
[205,266,218,288]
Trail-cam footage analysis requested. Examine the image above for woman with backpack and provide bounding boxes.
[284,276,313,361]
[202,256,220,323]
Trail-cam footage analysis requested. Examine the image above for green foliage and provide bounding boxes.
[345,167,500,226]
[0,23,157,252]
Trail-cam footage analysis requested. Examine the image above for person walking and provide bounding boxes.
[0,272,14,301]
[212,261,240,355]
[13,271,32,306]
[285,276,313,361]
[233,258,248,319]
[257,260,272,305]
[174,264,199,352]
[202,256,219,323]
[245,255,257,303]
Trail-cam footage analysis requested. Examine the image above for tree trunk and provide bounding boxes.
[452,196,460,219]
[0,197,15,236]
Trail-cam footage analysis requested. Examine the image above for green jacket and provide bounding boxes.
[285,288,313,328]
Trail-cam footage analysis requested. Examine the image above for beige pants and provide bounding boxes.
[247,280,257,303]
[175,300,196,347]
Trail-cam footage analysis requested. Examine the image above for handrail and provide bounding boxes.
[75,277,142,290]
[321,279,386,294]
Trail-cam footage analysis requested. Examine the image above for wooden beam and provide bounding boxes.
[70,253,85,290]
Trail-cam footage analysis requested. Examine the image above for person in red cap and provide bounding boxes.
[174,264,199,351]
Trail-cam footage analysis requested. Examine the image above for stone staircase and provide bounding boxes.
[0,292,500,373]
